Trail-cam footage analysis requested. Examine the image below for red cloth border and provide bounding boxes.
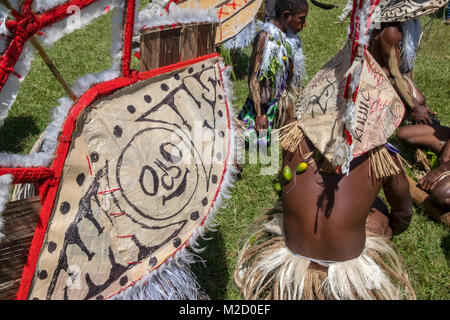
[0,167,54,184]
[121,0,136,78]
[14,52,220,300]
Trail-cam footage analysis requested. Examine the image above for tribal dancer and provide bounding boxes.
[236,0,308,145]
[363,0,448,125]
[234,0,418,300]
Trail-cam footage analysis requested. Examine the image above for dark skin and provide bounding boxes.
[282,136,412,261]
[396,124,450,209]
[368,23,437,125]
[251,7,308,131]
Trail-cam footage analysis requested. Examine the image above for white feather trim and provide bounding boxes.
[0,42,35,127]
[400,19,421,73]
[39,0,123,47]
[339,0,353,23]
[32,0,68,13]
[0,174,13,241]
[113,260,203,300]
[223,19,264,50]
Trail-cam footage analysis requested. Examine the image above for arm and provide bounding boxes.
[380,26,435,124]
[382,158,413,235]
[250,32,269,131]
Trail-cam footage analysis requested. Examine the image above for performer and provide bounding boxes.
[236,0,308,145]
[397,124,450,210]
[234,133,416,300]
[234,0,418,300]
[365,1,449,125]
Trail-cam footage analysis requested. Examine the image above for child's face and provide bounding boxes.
[283,9,308,33]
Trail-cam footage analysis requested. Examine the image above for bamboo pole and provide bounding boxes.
[0,0,77,101]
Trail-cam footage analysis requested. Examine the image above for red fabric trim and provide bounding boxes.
[0,167,54,184]
[122,0,136,78]
[165,0,180,12]
[15,53,220,300]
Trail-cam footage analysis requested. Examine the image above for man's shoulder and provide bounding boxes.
[381,23,403,46]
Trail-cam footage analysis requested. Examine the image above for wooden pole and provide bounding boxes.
[0,0,77,101]
[406,175,450,227]
[28,37,77,101]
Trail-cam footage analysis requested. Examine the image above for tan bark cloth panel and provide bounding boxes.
[295,41,404,169]
[373,0,447,23]
[28,57,232,300]
[178,0,263,44]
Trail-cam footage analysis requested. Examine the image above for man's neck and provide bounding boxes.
[271,19,287,33]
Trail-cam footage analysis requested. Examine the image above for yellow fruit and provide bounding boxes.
[273,182,282,192]
[296,162,308,173]
[282,165,293,181]
[282,56,287,62]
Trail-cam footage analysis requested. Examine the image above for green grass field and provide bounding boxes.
[0,1,448,300]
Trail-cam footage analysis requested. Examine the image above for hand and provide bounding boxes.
[419,168,443,192]
[410,105,437,125]
[255,114,268,131]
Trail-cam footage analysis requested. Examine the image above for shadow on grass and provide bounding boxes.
[191,229,228,300]
[0,116,40,153]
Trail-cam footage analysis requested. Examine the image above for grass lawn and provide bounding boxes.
[0,1,448,300]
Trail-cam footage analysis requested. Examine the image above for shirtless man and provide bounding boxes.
[368,22,437,125]
[234,134,415,299]
[397,124,450,210]
[282,136,412,262]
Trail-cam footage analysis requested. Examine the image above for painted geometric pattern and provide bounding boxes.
[28,57,232,300]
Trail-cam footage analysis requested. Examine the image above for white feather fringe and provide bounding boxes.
[39,0,123,47]
[113,260,202,300]
[400,19,421,73]
[339,0,353,23]
[0,174,12,241]
[0,42,35,127]
[32,0,68,13]
[223,19,265,50]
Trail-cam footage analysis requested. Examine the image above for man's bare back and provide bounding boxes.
[281,137,413,262]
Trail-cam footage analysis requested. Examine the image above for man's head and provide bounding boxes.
[275,0,309,33]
